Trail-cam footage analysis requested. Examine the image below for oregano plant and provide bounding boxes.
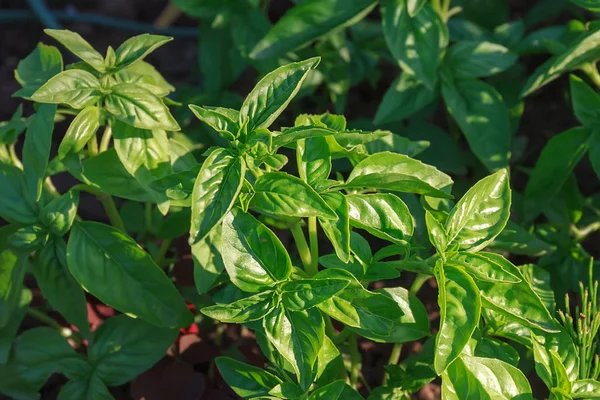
[0,22,599,400]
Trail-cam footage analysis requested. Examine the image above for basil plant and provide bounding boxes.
[0,29,597,400]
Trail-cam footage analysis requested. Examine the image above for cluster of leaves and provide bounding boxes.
[1,0,600,397]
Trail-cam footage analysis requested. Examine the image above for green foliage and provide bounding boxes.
[2,4,600,396]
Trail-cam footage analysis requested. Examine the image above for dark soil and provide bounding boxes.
[0,0,598,399]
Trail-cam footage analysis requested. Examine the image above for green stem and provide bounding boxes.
[334,327,352,345]
[43,177,60,198]
[97,193,125,232]
[572,222,600,242]
[583,63,600,91]
[87,136,99,157]
[410,273,431,296]
[73,184,126,232]
[383,344,403,384]
[155,239,172,266]
[27,308,83,345]
[324,316,336,338]
[9,144,23,169]
[349,334,361,388]
[308,217,319,276]
[99,125,112,153]
[290,223,313,272]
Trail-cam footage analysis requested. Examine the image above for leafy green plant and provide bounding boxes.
[2,0,600,396]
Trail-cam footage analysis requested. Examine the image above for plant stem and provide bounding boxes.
[27,308,82,345]
[290,223,313,272]
[155,239,172,266]
[9,144,23,169]
[410,273,431,296]
[349,334,361,389]
[382,344,403,384]
[308,217,319,276]
[73,185,125,233]
[87,136,99,157]
[583,63,600,91]
[99,125,112,153]
[154,2,182,28]
[97,192,125,232]
[324,316,336,338]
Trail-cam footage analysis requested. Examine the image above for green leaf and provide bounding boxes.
[13,43,63,99]
[444,169,511,252]
[476,252,559,332]
[521,28,600,96]
[425,210,447,256]
[22,103,57,201]
[58,375,113,400]
[192,224,225,294]
[8,224,48,252]
[0,226,27,329]
[308,380,346,399]
[297,136,332,186]
[319,192,351,263]
[520,263,555,313]
[570,74,600,127]
[442,78,511,171]
[112,121,172,212]
[114,34,172,70]
[344,152,453,198]
[0,327,83,399]
[189,148,245,244]
[189,105,239,140]
[263,306,324,390]
[442,355,533,399]
[474,337,520,367]
[434,264,481,374]
[570,0,600,11]
[0,289,31,363]
[0,164,38,224]
[531,329,580,389]
[315,335,344,386]
[550,350,572,393]
[346,193,413,244]
[111,61,175,96]
[198,23,245,93]
[281,278,350,311]
[316,269,400,337]
[32,238,90,337]
[89,315,177,386]
[273,125,338,149]
[446,252,521,283]
[105,83,180,131]
[40,191,79,236]
[251,172,337,219]
[240,57,320,131]
[250,0,376,59]
[70,149,154,202]
[221,208,292,292]
[444,41,518,79]
[149,164,199,202]
[67,221,193,328]
[572,380,600,398]
[0,106,26,145]
[374,72,438,124]
[31,70,101,109]
[215,357,282,399]
[370,287,430,343]
[488,220,554,256]
[201,291,275,323]
[58,106,101,159]
[382,1,448,89]
[45,29,105,72]
[523,127,590,221]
